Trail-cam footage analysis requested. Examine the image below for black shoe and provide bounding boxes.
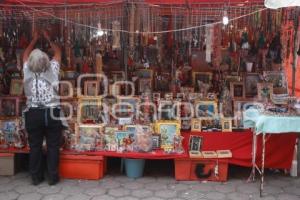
[32,177,44,186]
[48,177,60,186]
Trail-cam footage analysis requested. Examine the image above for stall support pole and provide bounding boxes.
[260,132,266,197]
[248,130,257,182]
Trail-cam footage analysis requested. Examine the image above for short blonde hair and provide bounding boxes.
[27,49,50,73]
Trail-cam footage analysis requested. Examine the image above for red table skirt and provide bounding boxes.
[1,130,297,168]
[182,130,298,169]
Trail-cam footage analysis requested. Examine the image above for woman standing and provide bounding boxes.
[23,31,62,185]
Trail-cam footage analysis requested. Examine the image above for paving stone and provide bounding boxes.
[14,185,37,194]
[205,192,226,200]
[122,181,144,190]
[143,198,165,200]
[0,183,15,192]
[168,183,189,191]
[249,194,277,200]
[131,189,153,198]
[236,184,258,194]
[84,188,107,196]
[156,176,177,184]
[155,189,177,199]
[58,179,78,186]
[189,184,214,192]
[42,194,67,200]
[0,191,19,200]
[268,179,291,187]
[36,186,61,195]
[99,180,121,189]
[108,188,130,197]
[77,180,100,189]
[18,193,42,200]
[262,185,284,195]
[145,182,168,191]
[11,178,32,187]
[227,193,251,200]
[283,186,300,196]
[276,194,300,200]
[91,195,116,200]
[64,193,91,200]
[0,177,11,185]
[60,185,84,195]
[113,176,134,183]
[136,177,157,184]
[214,184,236,193]
[116,197,139,200]
[12,173,29,180]
[180,190,206,200]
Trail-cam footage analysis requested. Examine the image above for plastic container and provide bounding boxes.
[124,158,145,178]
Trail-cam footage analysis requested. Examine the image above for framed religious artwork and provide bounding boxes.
[124,125,151,134]
[59,80,75,98]
[194,100,218,119]
[263,71,288,94]
[109,83,121,96]
[0,97,18,117]
[110,71,125,82]
[75,124,104,151]
[189,135,203,152]
[191,118,202,131]
[60,98,78,120]
[84,80,99,97]
[155,72,170,92]
[158,100,175,120]
[221,118,232,132]
[152,93,161,102]
[244,73,261,98]
[257,83,274,100]
[104,126,119,151]
[115,131,135,152]
[138,78,152,94]
[0,118,19,147]
[154,120,181,150]
[192,72,212,92]
[164,93,173,101]
[78,98,108,125]
[152,134,161,150]
[136,69,153,80]
[117,96,140,114]
[10,79,23,96]
[230,82,245,100]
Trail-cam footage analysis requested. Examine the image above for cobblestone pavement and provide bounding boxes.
[0,171,299,200]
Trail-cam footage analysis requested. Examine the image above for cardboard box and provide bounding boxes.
[0,153,15,175]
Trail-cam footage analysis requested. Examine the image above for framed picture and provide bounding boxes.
[60,98,78,120]
[164,93,173,101]
[192,72,212,91]
[257,83,273,100]
[109,83,121,96]
[10,79,23,96]
[0,97,18,117]
[155,120,181,150]
[158,100,175,120]
[125,125,151,134]
[191,118,202,131]
[155,72,170,92]
[110,71,125,82]
[230,82,245,100]
[0,119,19,145]
[189,135,203,152]
[136,69,153,79]
[152,93,161,102]
[139,78,152,94]
[103,126,118,151]
[263,71,288,94]
[115,131,135,152]
[75,124,103,151]
[221,118,232,132]
[244,73,261,98]
[176,93,184,100]
[117,97,140,115]
[152,134,161,149]
[59,80,75,98]
[84,80,99,96]
[194,101,218,119]
[78,98,107,125]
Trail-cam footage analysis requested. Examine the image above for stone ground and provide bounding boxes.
[0,159,299,200]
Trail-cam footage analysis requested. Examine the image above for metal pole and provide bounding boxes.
[260,132,266,197]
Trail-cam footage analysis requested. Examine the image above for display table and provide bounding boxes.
[243,108,300,197]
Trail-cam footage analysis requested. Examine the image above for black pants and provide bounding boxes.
[25,107,62,180]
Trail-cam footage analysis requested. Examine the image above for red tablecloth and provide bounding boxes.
[182,130,298,169]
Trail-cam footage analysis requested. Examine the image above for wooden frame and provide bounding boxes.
[191,118,202,131]
[155,72,170,92]
[59,80,75,98]
[257,83,274,100]
[136,69,153,79]
[110,71,125,82]
[138,78,152,94]
[230,82,245,100]
[194,100,218,119]
[192,72,212,91]
[77,97,106,125]
[154,120,181,150]
[0,118,20,145]
[0,97,19,117]
[221,118,232,132]
[164,93,173,100]
[244,73,261,98]
[104,126,119,151]
[158,100,174,120]
[189,135,202,152]
[84,80,99,97]
[10,79,23,96]
[263,71,288,94]
[60,98,78,120]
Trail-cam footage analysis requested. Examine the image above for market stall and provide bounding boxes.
[0,0,299,182]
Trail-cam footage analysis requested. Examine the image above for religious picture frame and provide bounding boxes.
[152,134,161,150]
[158,100,174,120]
[136,69,153,80]
[138,78,152,94]
[257,83,274,100]
[263,71,288,94]
[84,80,99,97]
[60,98,78,120]
[78,97,107,125]
[59,80,75,98]
[0,118,20,146]
[115,131,135,152]
[244,73,261,98]
[164,93,173,101]
[0,97,18,117]
[192,72,212,92]
[230,82,245,100]
[152,93,161,102]
[9,79,23,96]
[154,120,181,150]
[189,135,203,152]
[191,118,202,131]
[110,71,125,82]
[194,100,218,119]
[221,118,232,132]
[75,124,103,151]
